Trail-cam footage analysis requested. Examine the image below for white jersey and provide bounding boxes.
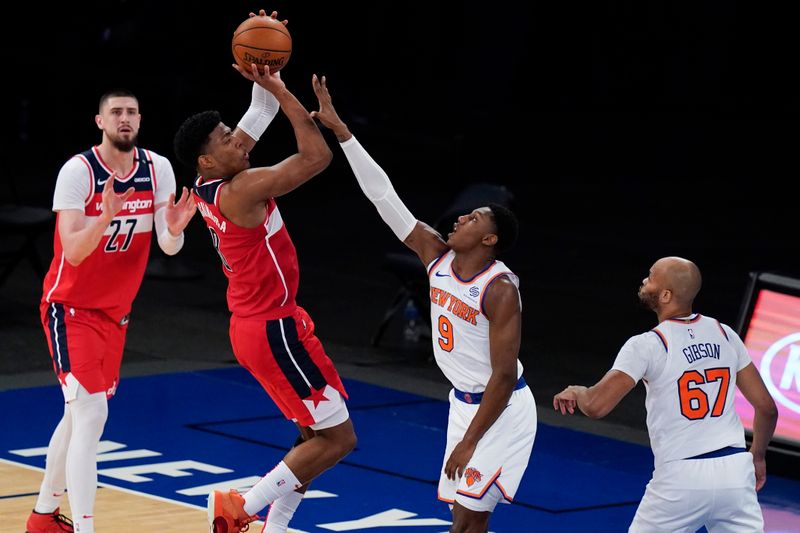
[427,250,523,392]
[612,314,752,467]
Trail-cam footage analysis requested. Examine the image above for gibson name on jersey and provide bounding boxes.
[683,342,721,364]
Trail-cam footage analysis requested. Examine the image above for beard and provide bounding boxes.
[638,286,659,311]
[110,133,138,152]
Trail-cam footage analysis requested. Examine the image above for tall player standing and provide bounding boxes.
[310,76,536,533]
[27,89,196,533]
[554,256,778,532]
[173,12,356,533]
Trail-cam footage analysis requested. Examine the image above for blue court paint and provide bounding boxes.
[1,367,798,532]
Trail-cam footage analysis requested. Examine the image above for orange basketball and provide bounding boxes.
[231,16,292,75]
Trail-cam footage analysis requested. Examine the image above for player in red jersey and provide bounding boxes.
[173,11,356,533]
[27,89,197,533]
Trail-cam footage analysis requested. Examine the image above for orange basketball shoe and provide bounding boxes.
[25,508,74,532]
[207,489,259,533]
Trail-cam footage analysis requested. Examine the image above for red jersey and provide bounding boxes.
[42,147,159,323]
[193,177,299,320]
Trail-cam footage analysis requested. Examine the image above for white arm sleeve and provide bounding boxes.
[154,207,184,256]
[339,136,417,241]
[52,157,92,211]
[152,152,176,205]
[150,152,184,256]
[237,82,280,141]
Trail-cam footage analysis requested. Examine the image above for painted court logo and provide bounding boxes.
[464,467,482,487]
[760,332,800,414]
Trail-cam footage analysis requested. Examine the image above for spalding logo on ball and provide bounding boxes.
[232,16,292,74]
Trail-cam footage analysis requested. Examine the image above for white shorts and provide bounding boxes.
[438,385,537,513]
[630,452,764,533]
[307,393,350,431]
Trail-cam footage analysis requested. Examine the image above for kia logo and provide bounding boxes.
[760,332,800,414]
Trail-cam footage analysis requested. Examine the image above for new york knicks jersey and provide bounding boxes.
[192,178,299,320]
[612,314,751,466]
[42,146,161,322]
[427,250,524,392]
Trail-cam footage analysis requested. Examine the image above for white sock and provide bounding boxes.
[242,461,301,516]
[66,389,108,533]
[73,515,95,533]
[263,490,304,532]
[34,404,72,514]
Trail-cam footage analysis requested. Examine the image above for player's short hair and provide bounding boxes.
[98,89,138,113]
[487,202,519,254]
[173,110,222,169]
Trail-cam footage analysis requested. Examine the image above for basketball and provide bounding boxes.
[231,15,292,75]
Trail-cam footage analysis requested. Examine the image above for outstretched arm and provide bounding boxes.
[232,10,284,152]
[736,362,778,491]
[221,66,333,226]
[553,370,636,419]
[311,75,448,266]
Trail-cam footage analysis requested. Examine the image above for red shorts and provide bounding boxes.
[40,302,127,400]
[230,306,348,427]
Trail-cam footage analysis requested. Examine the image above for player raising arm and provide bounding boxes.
[311,75,537,533]
[173,12,356,533]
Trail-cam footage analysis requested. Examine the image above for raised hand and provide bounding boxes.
[248,9,288,26]
[101,172,135,221]
[165,186,197,235]
[310,75,351,141]
[234,9,287,85]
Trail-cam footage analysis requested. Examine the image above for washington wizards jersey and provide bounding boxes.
[427,250,524,392]
[612,314,751,466]
[42,147,158,322]
[192,178,299,319]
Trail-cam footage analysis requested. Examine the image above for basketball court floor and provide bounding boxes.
[1,366,799,533]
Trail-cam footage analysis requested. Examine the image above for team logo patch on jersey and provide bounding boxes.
[469,286,480,297]
[464,467,483,487]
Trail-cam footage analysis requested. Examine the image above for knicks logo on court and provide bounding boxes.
[760,332,800,414]
[464,467,482,487]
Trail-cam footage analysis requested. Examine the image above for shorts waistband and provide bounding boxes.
[685,446,747,460]
[453,377,526,404]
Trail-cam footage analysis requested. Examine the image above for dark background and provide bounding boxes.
[2,2,799,433]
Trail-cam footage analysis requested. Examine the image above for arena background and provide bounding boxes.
[1,2,799,529]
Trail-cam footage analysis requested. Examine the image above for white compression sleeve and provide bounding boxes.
[237,82,280,141]
[339,136,417,241]
[154,206,185,256]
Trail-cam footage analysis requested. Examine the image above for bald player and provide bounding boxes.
[554,256,778,532]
